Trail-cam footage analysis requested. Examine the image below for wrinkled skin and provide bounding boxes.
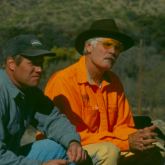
[129,125,157,152]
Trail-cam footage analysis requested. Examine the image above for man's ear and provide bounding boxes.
[85,42,92,54]
[6,57,16,71]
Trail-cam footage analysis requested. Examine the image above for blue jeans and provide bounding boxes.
[19,139,78,165]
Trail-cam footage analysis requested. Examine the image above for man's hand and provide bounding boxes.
[67,141,87,163]
[128,125,158,152]
[42,159,69,165]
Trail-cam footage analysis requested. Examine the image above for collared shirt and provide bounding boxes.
[0,69,80,165]
[37,55,137,151]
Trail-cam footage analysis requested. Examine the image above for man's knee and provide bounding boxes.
[83,142,120,165]
[98,142,120,160]
[26,139,67,161]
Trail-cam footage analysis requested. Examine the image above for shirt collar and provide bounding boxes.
[0,69,29,98]
[77,55,112,86]
[77,55,89,84]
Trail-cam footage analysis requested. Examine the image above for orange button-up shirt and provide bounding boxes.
[37,55,137,151]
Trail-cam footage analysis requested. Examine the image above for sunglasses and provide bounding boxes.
[96,39,124,54]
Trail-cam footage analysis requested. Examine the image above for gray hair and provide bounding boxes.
[83,37,102,55]
[0,54,23,70]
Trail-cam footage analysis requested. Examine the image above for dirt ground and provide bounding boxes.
[21,125,38,146]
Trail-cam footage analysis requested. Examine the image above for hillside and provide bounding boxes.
[0,0,165,49]
[0,0,165,121]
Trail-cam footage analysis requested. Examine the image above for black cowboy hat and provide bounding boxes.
[75,19,134,55]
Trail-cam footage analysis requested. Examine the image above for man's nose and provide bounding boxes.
[108,46,116,54]
[35,66,43,73]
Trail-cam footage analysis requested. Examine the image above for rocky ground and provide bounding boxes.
[21,125,38,146]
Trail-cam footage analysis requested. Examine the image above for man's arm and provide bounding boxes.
[31,88,81,148]
[31,88,87,163]
[0,98,43,165]
[110,74,157,151]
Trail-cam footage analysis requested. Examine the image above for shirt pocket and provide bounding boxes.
[83,106,99,132]
[7,124,20,135]
[107,105,118,132]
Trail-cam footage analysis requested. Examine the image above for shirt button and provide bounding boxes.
[102,120,105,123]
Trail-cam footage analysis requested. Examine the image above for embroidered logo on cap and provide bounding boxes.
[31,39,42,46]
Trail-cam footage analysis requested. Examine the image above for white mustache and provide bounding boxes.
[104,56,116,61]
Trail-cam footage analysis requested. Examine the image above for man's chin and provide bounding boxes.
[29,81,40,87]
[102,64,114,70]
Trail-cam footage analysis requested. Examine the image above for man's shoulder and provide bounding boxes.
[29,86,43,96]
[0,72,11,115]
[106,70,123,86]
[0,71,8,96]
[106,71,124,92]
[0,70,6,85]
[0,84,8,101]
[29,87,51,105]
[107,70,120,80]
[0,80,5,90]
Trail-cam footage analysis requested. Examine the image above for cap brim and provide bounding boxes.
[19,47,56,57]
[75,29,134,55]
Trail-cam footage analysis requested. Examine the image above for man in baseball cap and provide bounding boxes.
[0,34,56,88]
[0,35,87,165]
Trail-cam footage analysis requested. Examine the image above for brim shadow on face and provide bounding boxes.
[75,29,134,55]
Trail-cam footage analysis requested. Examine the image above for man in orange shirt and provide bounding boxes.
[37,19,164,165]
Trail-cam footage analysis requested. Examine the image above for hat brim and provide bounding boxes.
[19,47,56,57]
[75,29,134,55]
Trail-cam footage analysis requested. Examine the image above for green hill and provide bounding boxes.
[0,0,165,49]
[0,0,165,120]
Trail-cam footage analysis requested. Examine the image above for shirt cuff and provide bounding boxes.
[60,132,81,148]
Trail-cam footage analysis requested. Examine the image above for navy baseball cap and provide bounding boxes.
[2,35,56,62]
